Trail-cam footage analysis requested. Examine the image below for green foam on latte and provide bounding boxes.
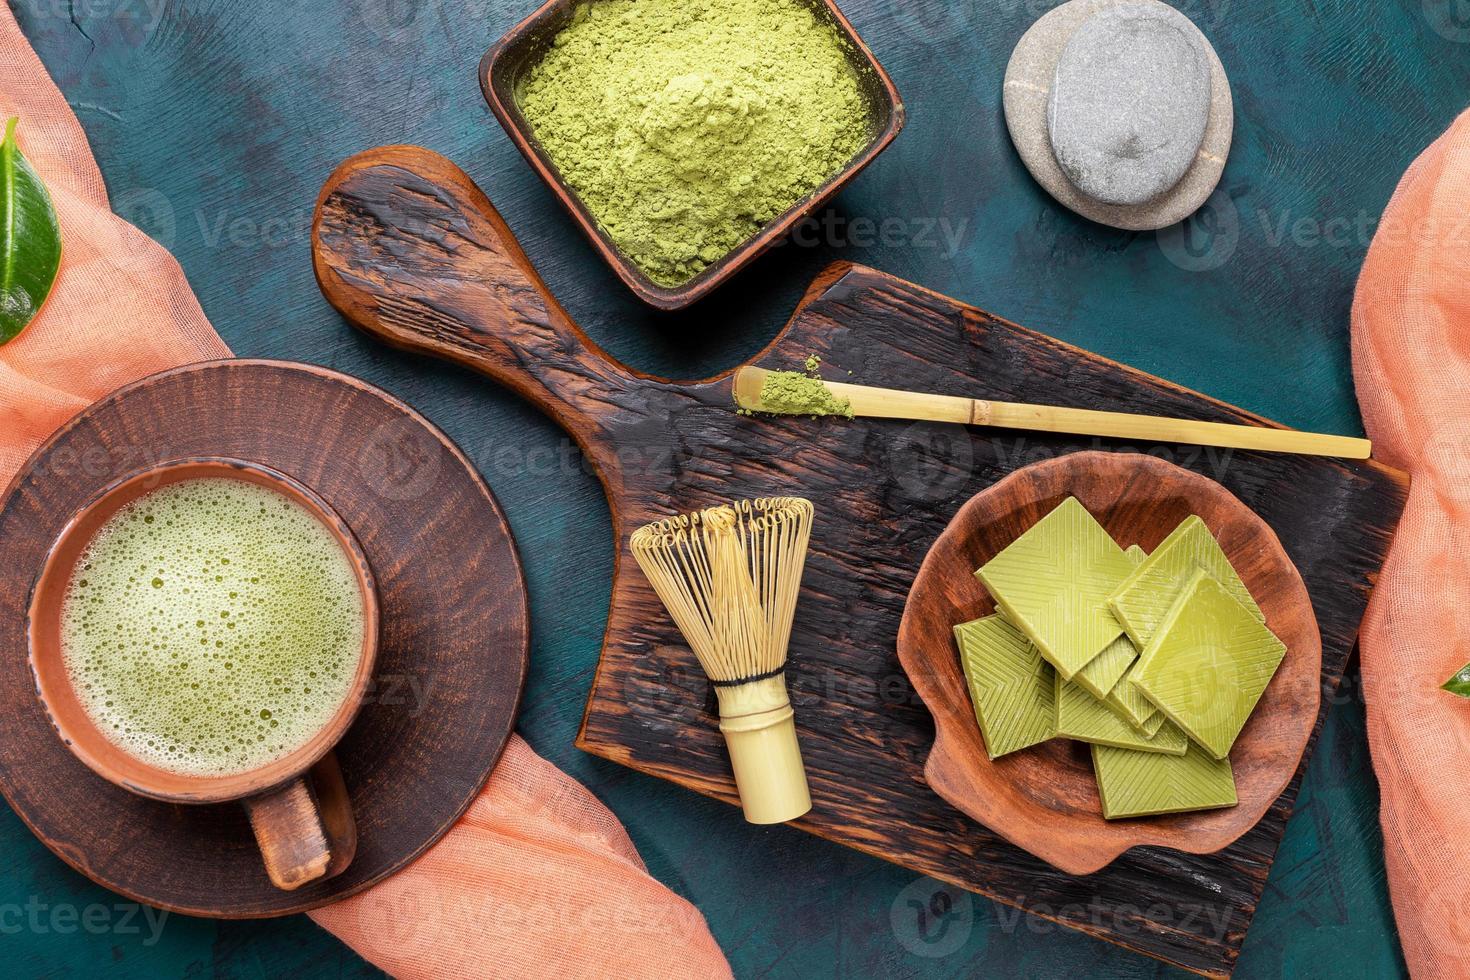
[60,478,364,778]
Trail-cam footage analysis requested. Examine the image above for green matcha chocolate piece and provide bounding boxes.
[1108,515,1263,648]
[1054,671,1188,755]
[1106,666,1163,731]
[1072,545,1148,698]
[1136,707,1167,738]
[954,616,1056,759]
[1129,569,1288,760]
[976,498,1135,680]
[1074,633,1140,701]
[1091,740,1238,819]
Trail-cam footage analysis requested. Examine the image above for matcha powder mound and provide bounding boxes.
[758,371,853,419]
[518,0,871,287]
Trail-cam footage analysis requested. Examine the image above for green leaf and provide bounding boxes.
[1,117,63,346]
[1444,662,1470,699]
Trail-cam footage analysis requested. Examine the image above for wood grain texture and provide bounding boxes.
[310,147,1408,977]
[900,451,1321,875]
[0,360,529,917]
[241,778,334,892]
[308,753,360,881]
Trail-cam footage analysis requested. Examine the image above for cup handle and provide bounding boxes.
[241,753,357,890]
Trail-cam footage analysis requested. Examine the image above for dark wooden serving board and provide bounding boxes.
[311,146,1408,977]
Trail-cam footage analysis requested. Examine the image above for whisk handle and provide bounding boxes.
[716,676,812,825]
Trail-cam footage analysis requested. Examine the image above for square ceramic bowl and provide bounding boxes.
[479,0,905,311]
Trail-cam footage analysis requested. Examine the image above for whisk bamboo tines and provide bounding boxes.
[629,497,815,825]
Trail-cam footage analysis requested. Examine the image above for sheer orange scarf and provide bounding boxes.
[1352,107,1470,980]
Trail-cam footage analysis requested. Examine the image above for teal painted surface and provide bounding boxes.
[5,0,1462,975]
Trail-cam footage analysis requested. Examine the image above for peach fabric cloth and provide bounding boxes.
[1352,107,1470,980]
[310,737,732,979]
[2,9,731,978]
[0,9,229,477]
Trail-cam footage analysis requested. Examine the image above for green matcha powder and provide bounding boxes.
[519,0,871,287]
[758,371,853,418]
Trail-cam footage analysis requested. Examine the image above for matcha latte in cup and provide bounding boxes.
[26,458,379,891]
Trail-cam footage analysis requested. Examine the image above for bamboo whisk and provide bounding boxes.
[629,497,815,824]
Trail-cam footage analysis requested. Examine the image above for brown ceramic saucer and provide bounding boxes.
[897,452,1322,875]
[0,360,529,916]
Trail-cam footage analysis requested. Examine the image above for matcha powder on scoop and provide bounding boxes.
[518,0,871,288]
[755,371,853,419]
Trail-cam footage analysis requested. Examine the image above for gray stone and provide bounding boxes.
[1047,3,1212,206]
[1002,0,1233,231]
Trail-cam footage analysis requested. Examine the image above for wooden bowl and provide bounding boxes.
[479,0,905,311]
[897,452,1322,875]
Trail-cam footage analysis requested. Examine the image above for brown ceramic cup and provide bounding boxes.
[26,458,380,891]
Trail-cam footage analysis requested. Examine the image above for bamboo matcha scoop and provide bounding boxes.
[733,367,1371,459]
